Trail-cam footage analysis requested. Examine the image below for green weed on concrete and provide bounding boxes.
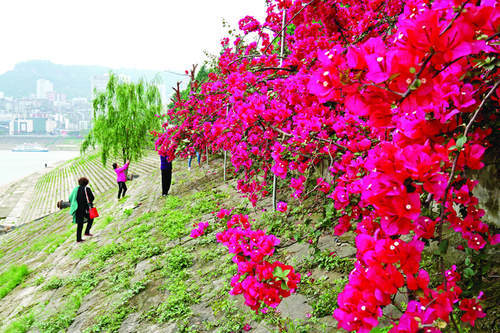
[2,312,34,333]
[0,265,29,299]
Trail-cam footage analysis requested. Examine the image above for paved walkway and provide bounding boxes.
[0,167,54,227]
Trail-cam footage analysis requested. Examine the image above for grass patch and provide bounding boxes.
[93,242,123,263]
[166,247,193,271]
[210,297,248,332]
[0,265,29,299]
[125,212,155,230]
[30,230,72,254]
[2,312,35,333]
[154,276,199,323]
[300,274,348,318]
[84,306,133,333]
[157,209,191,240]
[84,280,146,333]
[72,241,98,259]
[36,270,100,333]
[163,195,183,210]
[304,250,355,273]
[43,276,65,291]
[94,215,114,230]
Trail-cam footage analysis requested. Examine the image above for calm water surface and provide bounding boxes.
[0,150,80,186]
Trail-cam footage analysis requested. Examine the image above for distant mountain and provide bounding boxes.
[0,60,188,99]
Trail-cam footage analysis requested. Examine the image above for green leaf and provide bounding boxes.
[439,239,449,255]
[456,136,467,149]
[463,267,475,278]
[409,67,416,74]
[409,78,421,90]
[464,257,471,266]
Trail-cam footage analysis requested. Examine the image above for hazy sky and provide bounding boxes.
[0,0,267,74]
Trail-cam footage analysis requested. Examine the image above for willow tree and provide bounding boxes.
[82,73,162,166]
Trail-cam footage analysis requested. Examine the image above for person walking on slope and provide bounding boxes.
[188,151,200,171]
[160,154,172,196]
[69,177,95,243]
[113,160,129,199]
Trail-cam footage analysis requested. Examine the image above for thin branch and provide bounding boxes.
[262,0,316,55]
[399,50,435,102]
[253,66,297,73]
[365,82,404,97]
[227,54,262,67]
[486,31,500,42]
[436,79,499,300]
[463,80,500,137]
[450,312,461,333]
[440,0,472,36]
[432,56,466,78]
[333,16,348,44]
[315,135,349,151]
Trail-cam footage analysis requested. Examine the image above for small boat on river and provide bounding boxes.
[11,143,49,152]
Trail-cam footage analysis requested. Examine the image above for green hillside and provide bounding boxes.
[0,60,187,99]
[0,154,348,332]
[0,154,498,332]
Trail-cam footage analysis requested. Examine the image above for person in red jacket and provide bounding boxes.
[113,160,129,199]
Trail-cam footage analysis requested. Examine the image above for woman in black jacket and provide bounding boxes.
[73,177,95,242]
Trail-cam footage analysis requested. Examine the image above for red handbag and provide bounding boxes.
[85,187,99,219]
[89,207,99,219]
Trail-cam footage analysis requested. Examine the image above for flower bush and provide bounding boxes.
[154,0,499,331]
[215,211,301,312]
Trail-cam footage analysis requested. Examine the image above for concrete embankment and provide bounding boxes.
[0,153,159,229]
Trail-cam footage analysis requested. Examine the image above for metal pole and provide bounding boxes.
[224,104,230,182]
[224,151,227,182]
[272,10,286,212]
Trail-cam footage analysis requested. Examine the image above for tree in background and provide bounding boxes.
[82,73,162,166]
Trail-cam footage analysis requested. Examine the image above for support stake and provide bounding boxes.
[272,10,286,211]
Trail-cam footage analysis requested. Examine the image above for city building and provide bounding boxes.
[36,79,54,99]
[91,74,109,99]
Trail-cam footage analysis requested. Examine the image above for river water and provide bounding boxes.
[0,150,80,186]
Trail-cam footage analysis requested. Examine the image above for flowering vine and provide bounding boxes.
[154,0,499,331]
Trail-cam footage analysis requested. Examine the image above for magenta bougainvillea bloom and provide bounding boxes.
[276,201,287,212]
[152,0,498,330]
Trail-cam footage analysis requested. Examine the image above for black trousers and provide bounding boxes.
[76,215,93,241]
[161,166,172,195]
[118,181,127,198]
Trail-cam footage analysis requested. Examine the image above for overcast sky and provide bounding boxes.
[0,0,267,74]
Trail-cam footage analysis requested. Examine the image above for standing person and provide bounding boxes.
[160,154,172,196]
[69,177,95,243]
[188,151,200,171]
[113,160,129,199]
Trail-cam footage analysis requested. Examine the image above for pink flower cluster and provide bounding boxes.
[153,0,499,330]
[190,221,209,238]
[216,211,300,312]
[276,201,287,212]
